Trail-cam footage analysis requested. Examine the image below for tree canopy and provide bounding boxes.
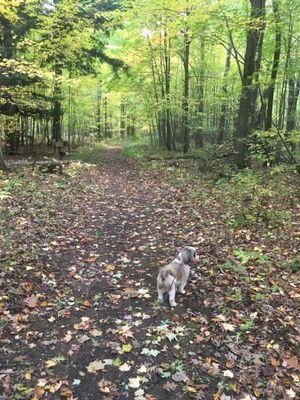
[0,0,299,165]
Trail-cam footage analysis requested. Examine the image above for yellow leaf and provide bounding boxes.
[254,388,262,397]
[100,387,110,393]
[82,300,92,307]
[24,372,31,380]
[45,359,57,368]
[122,343,132,352]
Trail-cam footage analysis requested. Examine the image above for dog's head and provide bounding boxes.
[180,246,199,264]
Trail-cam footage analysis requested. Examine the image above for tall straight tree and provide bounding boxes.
[195,38,205,148]
[265,0,281,131]
[182,25,191,153]
[218,44,232,144]
[235,0,266,168]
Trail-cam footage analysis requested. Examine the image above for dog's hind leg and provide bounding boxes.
[157,288,164,303]
[157,280,164,304]
[169,285,177,307]
[167,277,177,307]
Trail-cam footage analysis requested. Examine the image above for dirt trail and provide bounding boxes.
[1,147,298,400]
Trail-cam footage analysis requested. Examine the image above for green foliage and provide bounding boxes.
[250,129,300,165]
[233,249,268,265]
[122,141,172,160]
[214,169,295,228]
[288,260,300,273]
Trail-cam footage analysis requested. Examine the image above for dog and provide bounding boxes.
[157,246,199,307]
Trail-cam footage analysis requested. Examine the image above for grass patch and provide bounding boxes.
[122,141,174,160]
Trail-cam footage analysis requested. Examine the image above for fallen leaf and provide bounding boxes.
[223,370,234,378]
[163,381,177,392]
[122,343,133,352]
[172,371,188,382]
[119,362,131,372]
[24,295,38,308]
[45,359,57,368]
[285,357,300,371]
[87,360,105,373]
[128,377,141,388]
[286,388,296,399]
[222,323,235,332]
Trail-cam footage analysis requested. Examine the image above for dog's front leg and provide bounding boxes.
[179,266,190,294]
[179,281,186,294]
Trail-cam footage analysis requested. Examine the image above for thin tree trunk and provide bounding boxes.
[278,10,292,130]
[0,144,7,171]
[120,97,126,139]
[104,96,108,138]
[195,39,205,148]
[182,28,190,153]
[96,89,102,140]
[52,64,63,145]
[265,0,281,131]
[218,44,232,144]
[286,78,300,135]
[164,31,172,151]
[68,68,72,150]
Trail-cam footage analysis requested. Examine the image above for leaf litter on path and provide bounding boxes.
[0,147,299,400]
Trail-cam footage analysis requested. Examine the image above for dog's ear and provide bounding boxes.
[187,248,193,262]
[181,247,191,263]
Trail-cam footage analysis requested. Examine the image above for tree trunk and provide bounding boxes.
[96,89,102,140]
[164,32,172,151]
[2,17,13,58]
[0,144,7,171]
[286,78,300,135]
[278,9,292,130]
[182,29,190,153]
[265,0,281,131]
[120,97,126,139]
[104,96,108,138]
[195,39,205,148]
[52,64,63,144]
[235,0,266,168]
[218,44,232,144]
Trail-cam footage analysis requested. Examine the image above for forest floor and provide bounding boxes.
[0,144,299,400]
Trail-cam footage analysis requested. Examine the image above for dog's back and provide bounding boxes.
[157,262,185,292]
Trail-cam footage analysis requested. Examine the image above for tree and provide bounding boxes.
[264,0,282,132]
[235,0,266,168]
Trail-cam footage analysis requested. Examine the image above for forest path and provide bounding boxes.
[1,147,298,400]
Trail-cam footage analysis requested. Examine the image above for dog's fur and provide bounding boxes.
[157,246,199,307]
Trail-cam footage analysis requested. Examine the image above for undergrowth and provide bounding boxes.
[69,142,105,163]
[122,141,299,234]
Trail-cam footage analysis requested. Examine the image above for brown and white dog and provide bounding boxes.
[157,246,199,307]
